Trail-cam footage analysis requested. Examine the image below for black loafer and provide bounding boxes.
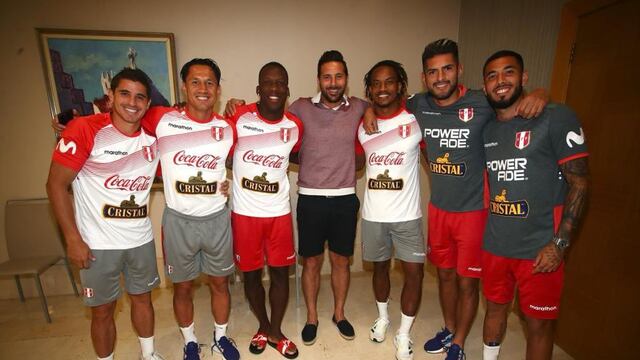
[332,315,355,340]
[301,322,318,345]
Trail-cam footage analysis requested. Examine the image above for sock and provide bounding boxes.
[180,322,198,345]
[483,342,501,360]
[376,300,389,320]
[397,312,415,335]
[139,336,155,358]
[214,322,228,341]
[97,353,114,360]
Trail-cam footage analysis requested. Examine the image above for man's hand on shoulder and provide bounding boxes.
[516,88,548,119]
[224,98,246,118]
[363,106,379,134]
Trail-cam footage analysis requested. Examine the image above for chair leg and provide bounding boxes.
[34,274,52,323]
[63,258,80,296]
[14,275,25,302]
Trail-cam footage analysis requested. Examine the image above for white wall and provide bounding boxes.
[0,0,460,298]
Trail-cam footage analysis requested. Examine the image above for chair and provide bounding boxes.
[0,198,79,322]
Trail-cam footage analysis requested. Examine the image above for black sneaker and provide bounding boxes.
[301,322,318,345]
[332,315,355,340]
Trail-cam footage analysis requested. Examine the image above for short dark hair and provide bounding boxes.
[364,60,408,100]
[180,58,221,85]
[317,50,348,77]
[259,61,289,82]
[110,67,152,98]
[422,38,459,67]
[483,50,524,75]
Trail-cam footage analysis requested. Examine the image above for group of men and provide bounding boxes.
[47,38,589,360]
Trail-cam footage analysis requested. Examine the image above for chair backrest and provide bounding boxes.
[5,198,65,260]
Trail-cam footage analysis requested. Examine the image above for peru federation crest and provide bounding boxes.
[514,131,531,150]
[458,108,474,122]
[280,128,291,143]
[212,127,224,141]
[398,124,411,138]
[142,145,156,162]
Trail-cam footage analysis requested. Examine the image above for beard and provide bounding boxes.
[429,78,458,100]
[487,83,523,109]
[321,86,345,103]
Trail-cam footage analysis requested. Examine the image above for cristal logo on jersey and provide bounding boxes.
[429,152,466,177]
[458,108,474,122]
[514,131,531,150]
[489,189,529,218]
[398,124,411,138]
[102,195,148,218]
[212,126,225,141]
[176,171,217,195]
[423,128,469,148]
[368,169,404,190]
[280,128,291,143]
[486,158,527,181]
[242,172,279,194]
[566,127,585,148]
[56,138,77,155]
[142,145,156,162]
[174,150,221,170]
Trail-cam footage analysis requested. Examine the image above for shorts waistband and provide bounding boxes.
[164,205,228,221]
[298,193,357,199]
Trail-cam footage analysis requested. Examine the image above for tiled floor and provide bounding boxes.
[0,270,572,359]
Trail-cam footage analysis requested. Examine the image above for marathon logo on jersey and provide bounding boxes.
[212,126,224,141]
[280,128,292,143]
[175,171,217,194]
[368,169,404,190]
[514,131,531,150]
[142,145,156,162]
[83,287,94,298]
[429,153,466,177]
[489,189,529,218]
[174,150,221,170]
[103,195,148,219]
[423,128,469,148]
[458,108,474,122]
[398,124,411,138]
[486,158,528,182]
[56,138,77,155]
[242,173,279,193]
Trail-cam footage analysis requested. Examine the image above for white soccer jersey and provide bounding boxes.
[52,113,159,250]
[357,108,423,222]
[230,103,303,217]
[144,107,234,216]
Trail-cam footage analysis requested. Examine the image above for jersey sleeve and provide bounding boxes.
[547,104,589,164]
[223,116,238,158]
[141,106,172,136]
[51,115,97,172]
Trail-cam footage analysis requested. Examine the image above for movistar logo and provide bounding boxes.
[566,128,585,148]
[56,139,77,155]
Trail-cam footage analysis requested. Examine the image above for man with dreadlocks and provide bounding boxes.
[357,60,426,360]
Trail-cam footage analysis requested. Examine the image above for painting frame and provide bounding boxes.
[36,28,179,118]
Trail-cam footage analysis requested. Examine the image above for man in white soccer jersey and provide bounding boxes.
[357,60,426,360]
[228,62,302,359]
[47,68,163,360]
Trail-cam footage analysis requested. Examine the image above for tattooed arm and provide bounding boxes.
[533,157,589,273]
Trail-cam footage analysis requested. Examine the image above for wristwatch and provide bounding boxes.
[553,235,570,250]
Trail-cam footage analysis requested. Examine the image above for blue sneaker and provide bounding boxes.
[424,327,453,353]
[212,334,240,360]
[183,341,200,360]
[445,344,465,360]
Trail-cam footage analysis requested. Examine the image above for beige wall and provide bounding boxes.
[0,0,460,298]
[458,0,566,90]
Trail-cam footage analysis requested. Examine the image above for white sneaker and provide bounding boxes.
[140,352,166,360]
[369,317,390,343]
[394,333,414,360]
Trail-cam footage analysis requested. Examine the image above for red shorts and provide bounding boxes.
[482,251,564,319]
[427,203,487,278]
[231,212,296,272]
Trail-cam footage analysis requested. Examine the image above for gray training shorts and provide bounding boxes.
[162,206,235,282]
[361,218,426,263]
[79,240,160,307]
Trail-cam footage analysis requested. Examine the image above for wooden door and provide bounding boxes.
[550,1,640,359]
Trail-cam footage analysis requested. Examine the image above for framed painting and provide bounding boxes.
[36,28,178,118]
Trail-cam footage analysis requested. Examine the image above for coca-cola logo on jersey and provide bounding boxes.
[242,150,284,168]
[173,150,221,170]
[368,152,406,166]
[104,175,151,191]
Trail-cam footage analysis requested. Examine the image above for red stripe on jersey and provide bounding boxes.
[557,152,588,165]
